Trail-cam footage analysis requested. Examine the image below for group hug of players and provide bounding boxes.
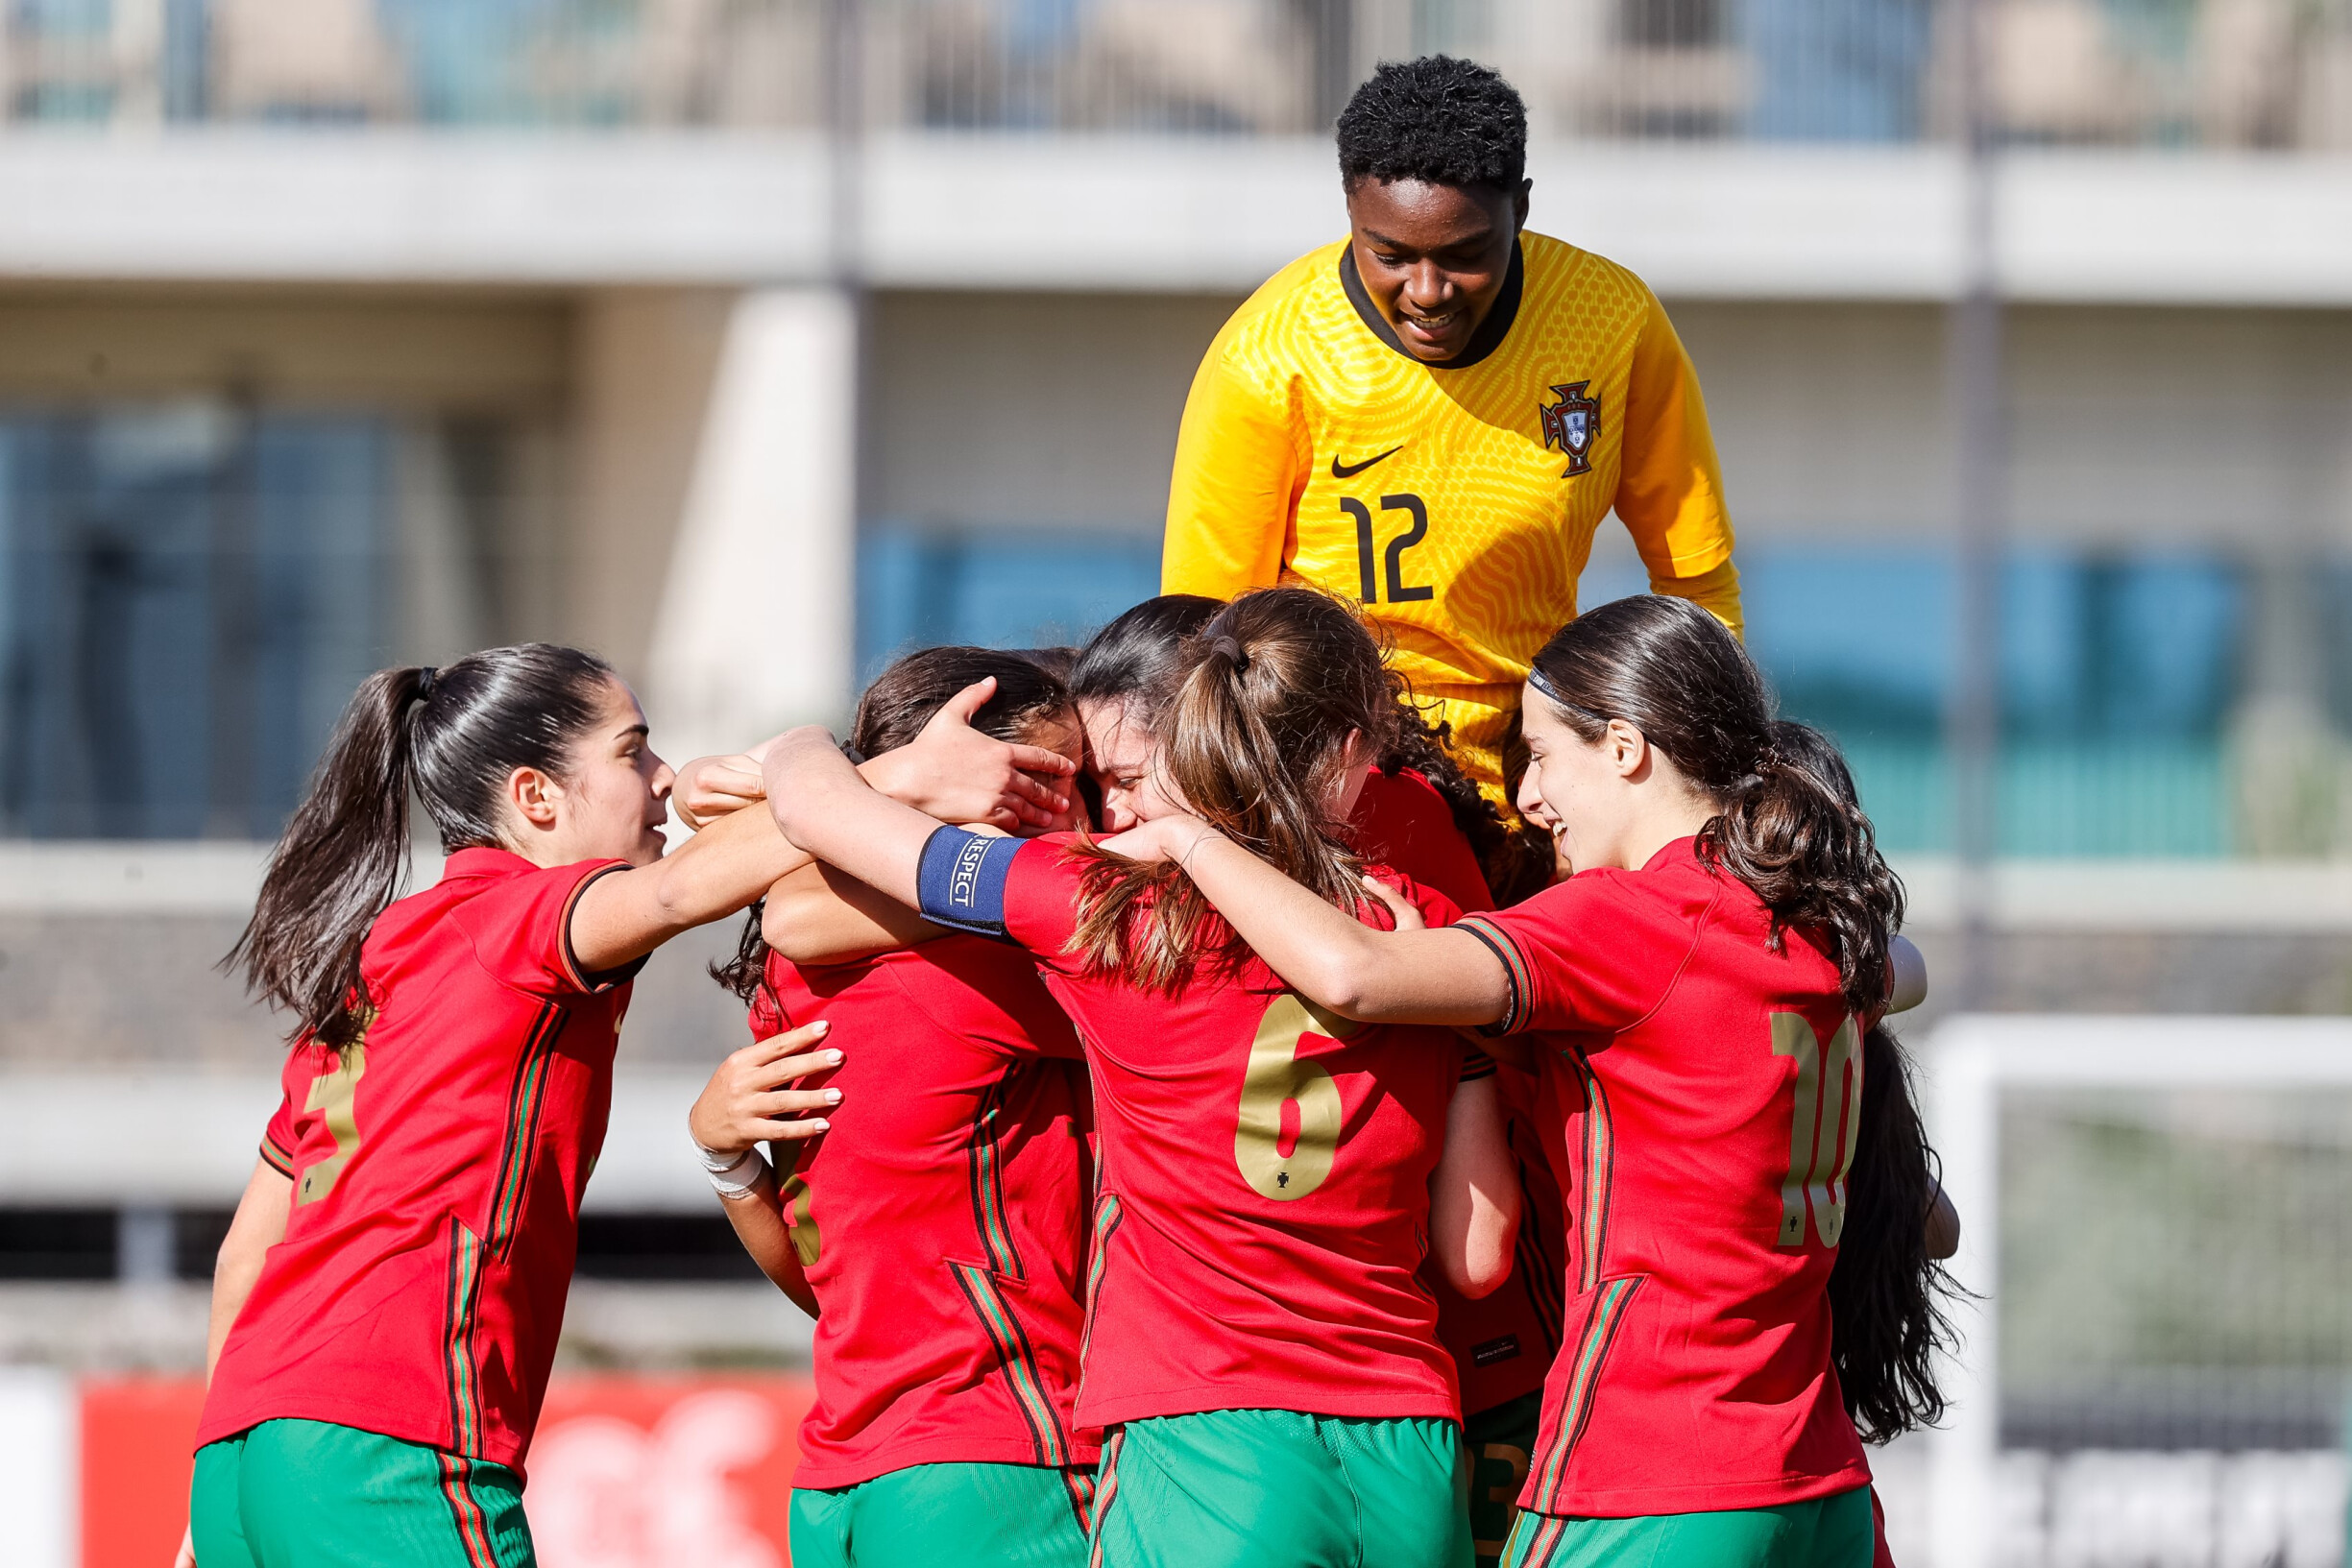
[180,54,1959,1568]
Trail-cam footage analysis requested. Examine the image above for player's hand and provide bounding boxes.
[1359,876,1426,931]
[689,1021,842,1155]
[1097,813,1202,864]
[861,679,1075,832]
[175,1525,197,1568]
[672,754,768,830]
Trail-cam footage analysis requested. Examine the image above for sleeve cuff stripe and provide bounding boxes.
[258,1143,296,1176]
[1454,915,1528,1036]
[561,862,643,993]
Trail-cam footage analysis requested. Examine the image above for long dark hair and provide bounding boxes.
[1071,588,1401,994]
[228,644,619,1050]
[1073,594,1520,902]
[1766,718,1957,1441]
[1068,593,1222,734]
[1378,701,1538,905]
[1524,596,1904,1016]
[712,645,1074,1001]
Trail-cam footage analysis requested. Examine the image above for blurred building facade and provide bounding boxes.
[1,6,2350,1562]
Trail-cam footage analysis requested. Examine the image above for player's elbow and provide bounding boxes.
[1443,1211,1518,1299]
[1297,931,1405,1021]
[1925,1182,1962,1262]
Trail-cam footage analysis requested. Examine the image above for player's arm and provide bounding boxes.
[688,1022,841,1319]
[207,1157,292,1381]
[1429,1066,1520,1298]
[1126,815,1511,1025]
[573,682,1074,972]
[1614,288,1742,639]
[1160,335,1303,596]
[763,861,951,966]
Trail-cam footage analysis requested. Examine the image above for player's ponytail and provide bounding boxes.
[230,643,618,1050]
[1072,587,1401,993]
[1758,720,1957,1438]
[1831,1020,1958,1439]
[1524,597,1903,1017]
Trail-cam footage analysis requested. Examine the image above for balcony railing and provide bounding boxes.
[1,0,2346,149]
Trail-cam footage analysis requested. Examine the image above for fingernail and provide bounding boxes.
[811,1020,830,1035]
[809,1119,831,1132]
[825,1089,843,1104]
[823,1050,843,1064]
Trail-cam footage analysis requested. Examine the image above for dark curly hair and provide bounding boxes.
[1335,55,1528,194]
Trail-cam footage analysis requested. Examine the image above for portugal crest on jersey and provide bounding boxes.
[1540,381,1600,477]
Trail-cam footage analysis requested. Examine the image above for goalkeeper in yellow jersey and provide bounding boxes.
[1162,55,1740,809]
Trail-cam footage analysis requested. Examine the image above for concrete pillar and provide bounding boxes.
[2231,552,2345,857]
[644,287,860,764]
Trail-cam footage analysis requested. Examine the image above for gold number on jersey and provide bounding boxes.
[1770,1014,1862,1249]
[779,1168,821,1266]
[1341,494,1432,606]
[294,1043,368,1207]
[1233,995,1355,1201]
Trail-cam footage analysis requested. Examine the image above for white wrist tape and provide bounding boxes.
[698,1143,769,1199]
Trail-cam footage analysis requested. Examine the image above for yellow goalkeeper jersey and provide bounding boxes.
[1162,230,1738,801]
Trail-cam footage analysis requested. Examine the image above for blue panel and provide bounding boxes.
[857,523,1160,684]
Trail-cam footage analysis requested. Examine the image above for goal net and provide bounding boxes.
[1913,1016,2352,1568]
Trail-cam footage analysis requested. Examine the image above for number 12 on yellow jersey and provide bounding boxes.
[1341,495,1433,606]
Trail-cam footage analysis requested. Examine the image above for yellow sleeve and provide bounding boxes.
[1653,558,1744,640]
[1160,321,1305,598]
[1615,287,1737,610]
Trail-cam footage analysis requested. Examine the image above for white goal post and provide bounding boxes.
[1926,1014,2352,1568]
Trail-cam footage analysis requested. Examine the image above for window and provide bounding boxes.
[0,405,391,838]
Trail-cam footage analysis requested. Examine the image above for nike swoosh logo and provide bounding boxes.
[1330,446,1404,479]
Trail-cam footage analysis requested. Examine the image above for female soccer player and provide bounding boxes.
[763,588,1522,1568]
[186,643,1070,1568]
[690,647,1100,1568]
[1120,596,1904,1568]
[1066,591,1565,1567]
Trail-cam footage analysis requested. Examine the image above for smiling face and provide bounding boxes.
[1515,687,1636,878]
[1345,176,1529,363]
[505,676,675,867]
[1078,695,1179,832]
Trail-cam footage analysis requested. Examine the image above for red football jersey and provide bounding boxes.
[200,850,641,1471]
[918,832,1466,1429]
[1455,836,1873,1516]
[1350,769,1569,1418]
[746,937,1099,1488]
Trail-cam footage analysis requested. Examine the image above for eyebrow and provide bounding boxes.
[1360,225,1496,253]
[616,724,649,742]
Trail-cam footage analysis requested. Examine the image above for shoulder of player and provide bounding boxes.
[1519,229,1664,321]
[1206,241,1354,364]
[1484,857,1683,939]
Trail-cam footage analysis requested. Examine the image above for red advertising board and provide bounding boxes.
[79,1376,815,1568]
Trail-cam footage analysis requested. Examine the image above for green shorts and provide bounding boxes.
[191,1418,534,1568]
[1464,1393,1543,1568]
[1087,1409,1471,1568]
[1500,1485,1875,1568]
[790,1461,1096,1568]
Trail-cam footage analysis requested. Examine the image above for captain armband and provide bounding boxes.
[914,826,1023,939]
